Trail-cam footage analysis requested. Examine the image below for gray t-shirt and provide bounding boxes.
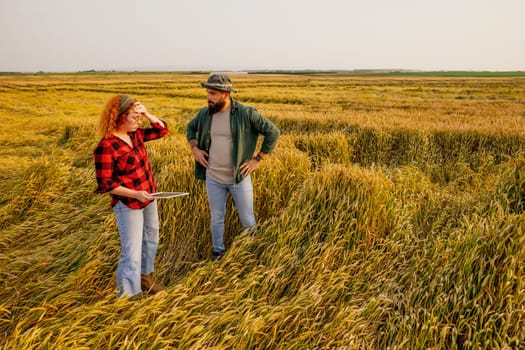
[207,107,234,184]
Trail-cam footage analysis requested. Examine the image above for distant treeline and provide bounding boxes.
[1,70,524,77]
[250,70,525,77]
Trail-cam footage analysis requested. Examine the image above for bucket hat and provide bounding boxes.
[201,73,237,92]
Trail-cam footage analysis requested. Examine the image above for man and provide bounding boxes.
[187,73,280,260]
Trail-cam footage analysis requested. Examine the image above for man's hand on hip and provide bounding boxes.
[240,158,261,177]
[192,147,209,168]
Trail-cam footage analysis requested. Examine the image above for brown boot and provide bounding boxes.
[140,274,164,295]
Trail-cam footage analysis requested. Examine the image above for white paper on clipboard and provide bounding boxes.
[151,192,189,199]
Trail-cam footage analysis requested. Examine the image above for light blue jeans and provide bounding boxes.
[113,200,159,298]
[206,176,256,253]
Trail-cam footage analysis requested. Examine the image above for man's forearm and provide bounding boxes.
[189,139,198,149]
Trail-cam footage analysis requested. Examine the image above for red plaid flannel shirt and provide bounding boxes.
[94,121,169,209]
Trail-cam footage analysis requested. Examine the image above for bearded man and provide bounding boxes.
[186,73,280,260]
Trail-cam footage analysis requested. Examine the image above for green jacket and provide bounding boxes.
[186,98,280,184]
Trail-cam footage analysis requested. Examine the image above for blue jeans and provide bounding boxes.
[113,200,159,298]
[206,176,256,253]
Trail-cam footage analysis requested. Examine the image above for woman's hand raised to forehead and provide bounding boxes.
[133,102,148,115]
[133,102,164,127]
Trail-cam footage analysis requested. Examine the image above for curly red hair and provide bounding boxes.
[97,95,133,138]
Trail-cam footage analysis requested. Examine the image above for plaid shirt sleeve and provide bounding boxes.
[93,140,120,194]
[142,121,169,142]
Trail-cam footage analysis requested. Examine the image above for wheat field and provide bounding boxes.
[1,73,525,349]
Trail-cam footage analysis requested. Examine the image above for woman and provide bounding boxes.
[94,94,169,298]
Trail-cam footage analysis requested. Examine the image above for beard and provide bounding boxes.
[208,98,226,115]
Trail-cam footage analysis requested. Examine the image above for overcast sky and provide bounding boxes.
[1,0,524,72]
